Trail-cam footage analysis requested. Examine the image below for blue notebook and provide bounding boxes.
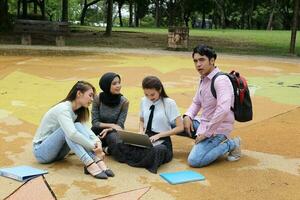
[0,166,48,182]
[160,170,205,185]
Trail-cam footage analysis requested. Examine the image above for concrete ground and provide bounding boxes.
[0,45,300,200]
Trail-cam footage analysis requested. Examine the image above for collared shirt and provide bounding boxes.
[140,97,180,133]
[184,67,235,138]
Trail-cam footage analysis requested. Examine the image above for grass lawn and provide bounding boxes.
[1,25,299,57]
[69,26,300,56]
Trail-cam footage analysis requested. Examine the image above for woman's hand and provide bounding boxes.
[98,128,111,139]
[149,134,161,143]
[97,151,105,160]
[93,142,102,154]
[140,128,145,134]
[93,142,105,159]
[111,124,122,131]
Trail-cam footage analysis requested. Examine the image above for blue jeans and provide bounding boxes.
[187,120,237,167]
[33,122,97,165]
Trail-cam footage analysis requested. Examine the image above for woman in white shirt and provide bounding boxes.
[33,81,114,179]
[111,76,183,173]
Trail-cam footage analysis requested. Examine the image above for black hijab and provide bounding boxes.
[99,72,122,107]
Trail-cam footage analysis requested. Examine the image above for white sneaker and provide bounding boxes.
[227,137,241,161]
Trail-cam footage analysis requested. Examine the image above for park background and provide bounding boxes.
[0,0,300,199]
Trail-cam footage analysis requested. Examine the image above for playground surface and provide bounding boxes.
[0,46,300,199]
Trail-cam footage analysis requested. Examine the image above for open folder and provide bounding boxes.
[0,165,48,182]
[160,170,205,185]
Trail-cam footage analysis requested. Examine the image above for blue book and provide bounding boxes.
[0,166,48,182]
[160,170,205,185]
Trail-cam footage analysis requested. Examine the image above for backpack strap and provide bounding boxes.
[211,72,227,98]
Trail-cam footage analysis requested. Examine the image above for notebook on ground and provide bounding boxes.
[118,130,163,148]
[160,170,205,185]
[0,165,48,182]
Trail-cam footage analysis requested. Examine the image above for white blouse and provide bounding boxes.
[140,97,180,133]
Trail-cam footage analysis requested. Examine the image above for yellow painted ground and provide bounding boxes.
[0,49,300,200]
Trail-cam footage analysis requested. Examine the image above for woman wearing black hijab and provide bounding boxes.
[91,72,129,154]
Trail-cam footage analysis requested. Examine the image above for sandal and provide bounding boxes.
[96,160,115,177]
[104,169,115,177]
[84,162,108,179]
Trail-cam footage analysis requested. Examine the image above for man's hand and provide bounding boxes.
[183,115,194,137]
[195,134,206,144]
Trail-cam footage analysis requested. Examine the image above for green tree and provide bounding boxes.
[135,0,150,27]
[166,0,184,26]
[290,0,299,54]
[278,0,293,29]
[213,0,227,28]
[80,0,101,25]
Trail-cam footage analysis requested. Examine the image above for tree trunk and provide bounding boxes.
[214,0,226,28]
[118,3,123,27]
[80,0,101,25]
[168,0,176,26]
[266,10,274,30]
[248,0,254,29]
[201,8,206,29]
[267,0,277,30]
[290,0,299,54]
[0,0,9,29]
[80,0,88,25]
[40,0,45,19]
[134,2,139,27]
[155,0,160,27]
[241,1,246,29]
[17,0,20,17]
[184,12,190,27]
[280,3,292,30]
[34,1,37,14]
[22,0,28,18]
[62,0,68,22]
[105,0,113,36]
[129,0,133,27]
[220,9,226,28]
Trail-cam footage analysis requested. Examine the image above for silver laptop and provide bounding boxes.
[118,130,163,148]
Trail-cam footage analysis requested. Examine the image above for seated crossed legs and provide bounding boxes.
[34,123,114,179]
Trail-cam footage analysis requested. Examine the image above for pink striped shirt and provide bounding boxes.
[185,67,235,138]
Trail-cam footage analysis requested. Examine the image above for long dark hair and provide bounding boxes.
[61,81,96,122]
[142,76,168,98]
